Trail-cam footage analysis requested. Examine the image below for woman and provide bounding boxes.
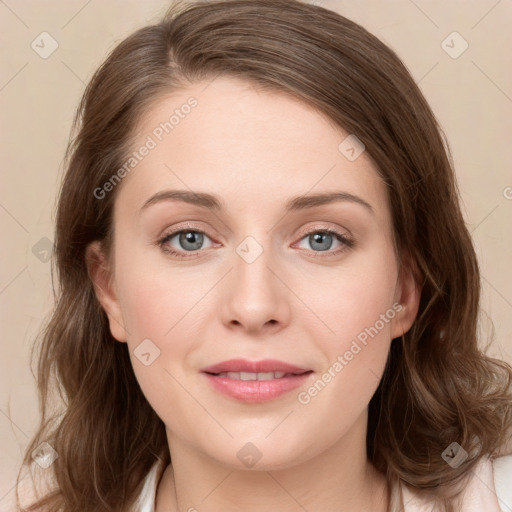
[16,0,512,511]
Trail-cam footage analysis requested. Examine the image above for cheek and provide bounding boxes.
[295,243,398,404]
[300,240,399,345]
[115,240,208,339]
[116,265,200,427]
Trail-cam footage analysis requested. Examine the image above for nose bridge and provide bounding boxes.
[222,231,287,330]
[234,232,276,295]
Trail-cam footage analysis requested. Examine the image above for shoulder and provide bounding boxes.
[132,458,168,512]
[459,453,512,512]
[17,458,168,512]
[492,454,512,512]
[401,454,512,512]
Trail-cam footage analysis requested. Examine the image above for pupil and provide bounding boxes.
[181,231,203,251]
[311,232,332,251]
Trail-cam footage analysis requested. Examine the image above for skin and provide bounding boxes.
[87,76,421,512]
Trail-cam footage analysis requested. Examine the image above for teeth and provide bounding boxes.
[216,371,290,380]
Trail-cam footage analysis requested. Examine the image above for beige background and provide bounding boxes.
[1,0,511,507]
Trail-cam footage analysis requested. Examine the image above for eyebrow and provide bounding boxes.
[140,190,374,215]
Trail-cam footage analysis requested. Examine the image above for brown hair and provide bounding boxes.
[16,0,512,511]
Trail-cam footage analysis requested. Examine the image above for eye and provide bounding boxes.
[294,228,354,257]
[158,226,215,258]
[158,225,354,259]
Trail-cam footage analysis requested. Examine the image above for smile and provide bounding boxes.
[202,371,314,403]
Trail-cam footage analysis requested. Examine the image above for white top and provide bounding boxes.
[135,455,512,511]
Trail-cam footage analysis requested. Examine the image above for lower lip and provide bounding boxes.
[202,372,313,403]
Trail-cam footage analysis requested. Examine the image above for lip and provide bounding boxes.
[200,358,311,374]
[202,372,313,403]
[200,359,314,403]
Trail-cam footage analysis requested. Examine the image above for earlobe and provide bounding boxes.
[390,252,422,340]
[85,241,127,343]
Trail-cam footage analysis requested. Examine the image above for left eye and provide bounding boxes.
[295,229,353,253]
[158,228,353,258]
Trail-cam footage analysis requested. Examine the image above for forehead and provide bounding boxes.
[115,76,390,220]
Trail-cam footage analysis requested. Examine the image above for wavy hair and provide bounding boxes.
[16,0,512,511]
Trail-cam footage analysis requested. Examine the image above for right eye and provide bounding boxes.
[158,228,216,258]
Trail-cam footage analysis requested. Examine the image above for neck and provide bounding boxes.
[155,410,389,512]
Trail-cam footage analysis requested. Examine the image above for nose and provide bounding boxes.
[219,238,291,335]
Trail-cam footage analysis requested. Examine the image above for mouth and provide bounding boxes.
[200,359,314,403]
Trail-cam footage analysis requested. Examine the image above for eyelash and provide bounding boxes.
[157,224,355,259]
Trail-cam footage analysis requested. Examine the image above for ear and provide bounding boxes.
[85,240,127,343]
[390,251,422,340]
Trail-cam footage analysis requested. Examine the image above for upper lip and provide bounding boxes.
[201,358,312,375]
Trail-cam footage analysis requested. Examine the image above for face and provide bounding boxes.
[88,76,419,471]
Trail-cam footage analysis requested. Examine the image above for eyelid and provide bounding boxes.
[159,221,217,241]
[158,221,219,250]
[295,223,352,240]
[159,221,351,242]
